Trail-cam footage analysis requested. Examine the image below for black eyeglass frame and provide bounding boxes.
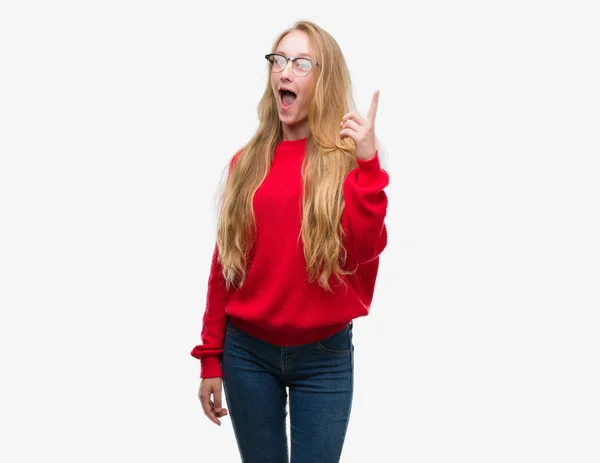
[264,53,320,76]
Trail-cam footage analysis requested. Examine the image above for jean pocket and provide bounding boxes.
[317,322,353,354]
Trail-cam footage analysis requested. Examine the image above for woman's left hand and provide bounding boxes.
[339,90,380,161]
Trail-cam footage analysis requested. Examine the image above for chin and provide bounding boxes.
[280,115,296,125]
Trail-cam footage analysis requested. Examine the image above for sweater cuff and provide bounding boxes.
[200,356,223,378]
[356,150,382,186]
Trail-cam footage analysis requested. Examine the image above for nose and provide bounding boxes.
[280,58,294,79]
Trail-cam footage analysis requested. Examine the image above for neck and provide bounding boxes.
[281,121,310,141]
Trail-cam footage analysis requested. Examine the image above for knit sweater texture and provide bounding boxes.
[190,137,389,378]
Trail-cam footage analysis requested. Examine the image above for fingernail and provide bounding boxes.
[216,407,222,412]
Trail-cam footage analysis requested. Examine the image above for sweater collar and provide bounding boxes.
[276,137,308,152]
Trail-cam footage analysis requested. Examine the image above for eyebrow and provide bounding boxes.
[275,51,312,58]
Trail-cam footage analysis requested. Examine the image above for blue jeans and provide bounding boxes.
[222,318,355,463]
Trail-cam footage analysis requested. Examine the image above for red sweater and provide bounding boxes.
[190,137,389,378]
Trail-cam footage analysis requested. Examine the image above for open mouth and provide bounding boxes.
[279,89,297,108]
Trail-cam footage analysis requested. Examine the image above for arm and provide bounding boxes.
[341,150,390,270]
[190,242,232,378]
[190,151,242,378]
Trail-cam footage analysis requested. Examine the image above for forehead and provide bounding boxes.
[275,51,312,58]
[276,30,312,57]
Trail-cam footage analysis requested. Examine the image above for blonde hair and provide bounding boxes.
[215,20,374,293]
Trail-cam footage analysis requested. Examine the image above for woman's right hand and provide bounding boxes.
[198,377,228,426]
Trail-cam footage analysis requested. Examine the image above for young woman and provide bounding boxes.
[190,20,389,462]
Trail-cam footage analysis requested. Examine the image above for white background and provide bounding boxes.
[1,1,598,462]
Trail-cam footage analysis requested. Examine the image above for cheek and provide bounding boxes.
[300,90,311,111]
[299,81,314,109]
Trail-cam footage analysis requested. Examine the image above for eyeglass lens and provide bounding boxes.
[269,55,312,76]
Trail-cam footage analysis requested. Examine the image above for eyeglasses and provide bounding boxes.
[265,53,318,77]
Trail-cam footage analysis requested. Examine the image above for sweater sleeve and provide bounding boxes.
[189,242,233,378]
[189,151,241,378]
[341,150,390,270]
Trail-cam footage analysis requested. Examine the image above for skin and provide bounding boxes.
[199,377,227,426]
[270,29,316,141]
[197,32,381,428]
[340,89,380,161]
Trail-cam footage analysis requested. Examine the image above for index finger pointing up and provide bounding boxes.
[367,90,380,123]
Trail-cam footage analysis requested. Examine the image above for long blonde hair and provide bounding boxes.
[215,20,368,293]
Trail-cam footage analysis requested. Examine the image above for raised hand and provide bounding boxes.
[339,90,380,161]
